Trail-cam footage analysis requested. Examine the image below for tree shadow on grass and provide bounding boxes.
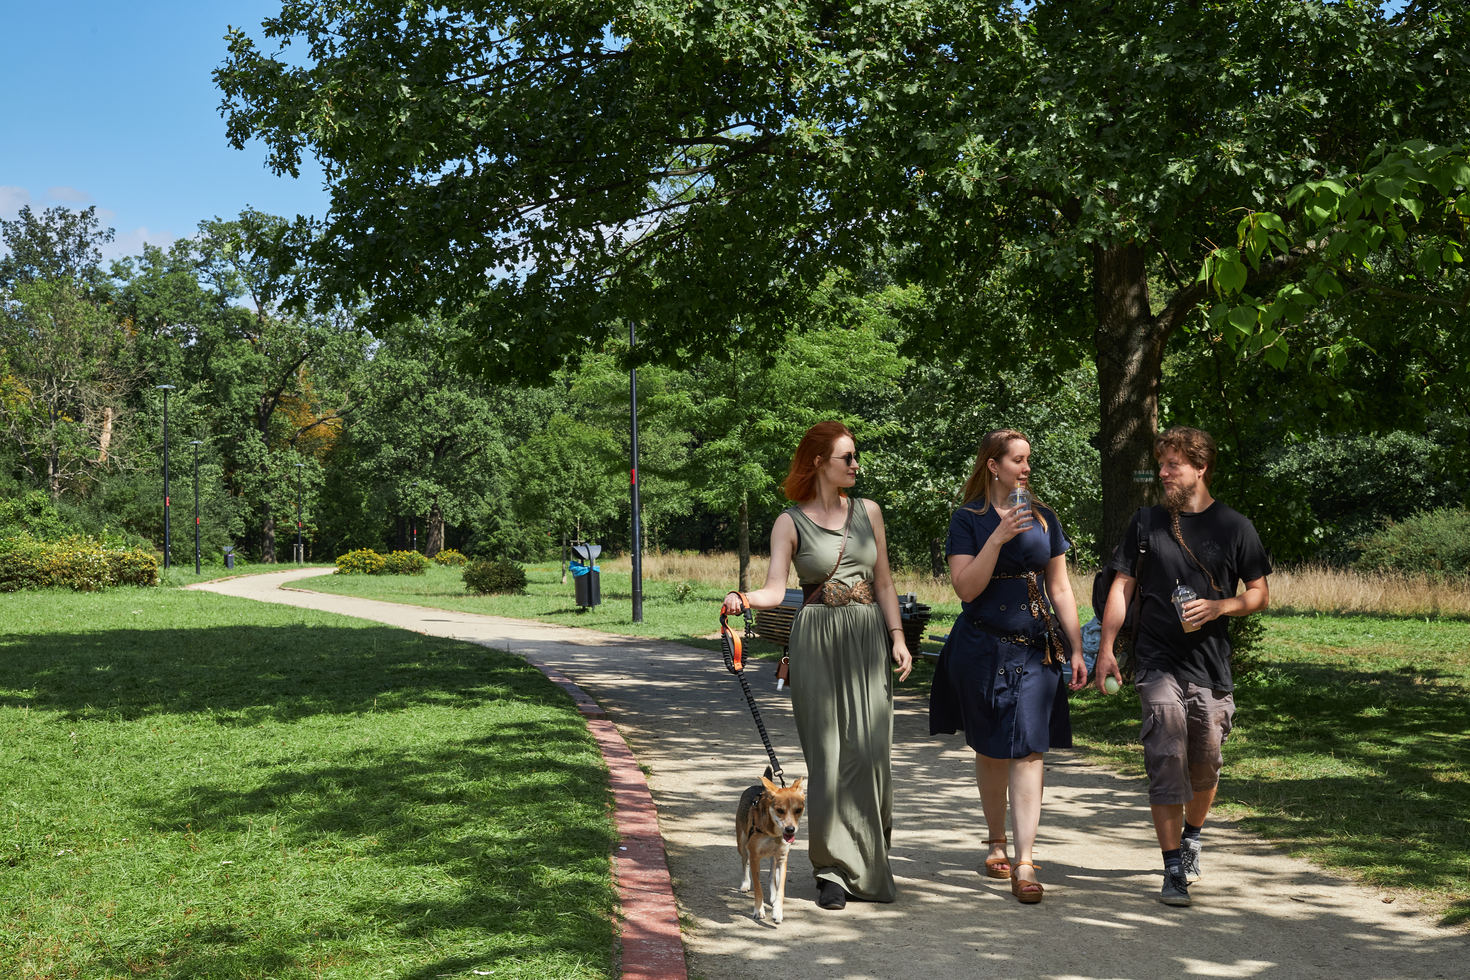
[111,720,617,980]
[0,620,619,977]
[0,623,570,722]
[1229,660,1470,926]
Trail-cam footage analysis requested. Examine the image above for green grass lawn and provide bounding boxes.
[0,588,616,979]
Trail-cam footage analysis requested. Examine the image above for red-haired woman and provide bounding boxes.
[723,420,913,911]
[929,429,1086,904]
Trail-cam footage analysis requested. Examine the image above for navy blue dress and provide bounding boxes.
[929,503,1074,758]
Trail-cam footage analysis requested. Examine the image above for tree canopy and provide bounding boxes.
[218,0,1470,545]
[1200,139,1468,373]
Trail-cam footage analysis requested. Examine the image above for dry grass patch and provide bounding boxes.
[604,552,1470,619]
[1267,564,1470,618]
[605,551,1130,613]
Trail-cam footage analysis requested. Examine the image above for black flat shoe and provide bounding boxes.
[817,880,848,910]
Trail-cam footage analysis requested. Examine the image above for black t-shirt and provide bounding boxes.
[1109,502,1271,691]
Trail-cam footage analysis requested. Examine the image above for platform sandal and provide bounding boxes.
[983,837,1011,880]
[1010,860,1044,904]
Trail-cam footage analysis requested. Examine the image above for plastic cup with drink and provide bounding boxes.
[1171,580,1201,633]
[1006,485,1032,528]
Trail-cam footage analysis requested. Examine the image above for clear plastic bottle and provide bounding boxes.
[1172,580,1201,633]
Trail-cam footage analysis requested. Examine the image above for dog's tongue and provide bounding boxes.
[783,830,796,842]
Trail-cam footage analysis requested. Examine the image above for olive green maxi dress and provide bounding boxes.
[785,498,897,903]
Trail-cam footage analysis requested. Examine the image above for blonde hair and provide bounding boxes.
[958,428,1049,532]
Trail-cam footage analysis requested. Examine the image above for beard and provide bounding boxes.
[1163,480,1194,512]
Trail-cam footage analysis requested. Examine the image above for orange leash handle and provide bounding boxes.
[719,594,752,674]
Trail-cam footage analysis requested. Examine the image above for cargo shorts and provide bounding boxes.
[1135,668,1235,806]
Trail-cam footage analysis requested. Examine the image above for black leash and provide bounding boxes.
[720,603,786,787]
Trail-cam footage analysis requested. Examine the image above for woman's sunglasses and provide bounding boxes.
[829,451,861,466]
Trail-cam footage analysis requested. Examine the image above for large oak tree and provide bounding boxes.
[218,0,1468,545]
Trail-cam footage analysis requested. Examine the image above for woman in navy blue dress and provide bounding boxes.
[930,429,1086,903]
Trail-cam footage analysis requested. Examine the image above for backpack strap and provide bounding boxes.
[1134,505,1151,579]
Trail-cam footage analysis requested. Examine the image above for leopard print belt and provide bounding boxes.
[985,571,1065,666]
[801,579,876,607]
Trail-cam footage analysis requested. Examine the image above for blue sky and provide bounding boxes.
[3,1,1415,265]
[0,1,329,261]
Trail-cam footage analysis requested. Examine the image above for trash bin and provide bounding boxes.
[223,546,235,570]
[570,542,602,608]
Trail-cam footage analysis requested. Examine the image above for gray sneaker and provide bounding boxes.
[1180,837,1202,881]
[1160,868,1192,907]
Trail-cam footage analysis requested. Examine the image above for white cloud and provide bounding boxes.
[104,225,179,262]
[0,186,34,220]
[0,189,177,264]
[0,188,178,261]
[46,186,93,204]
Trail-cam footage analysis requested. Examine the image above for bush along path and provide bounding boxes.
[198,569,1470,980]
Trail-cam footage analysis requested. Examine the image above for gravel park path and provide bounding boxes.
[193,569,1468,980]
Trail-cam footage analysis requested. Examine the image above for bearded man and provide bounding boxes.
[1094,426,1271,907]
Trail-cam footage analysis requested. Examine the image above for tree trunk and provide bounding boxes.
[48,403,61,500]
[426,501,444,557]
[97,405,113,464]
[738,491,751,592]
[1092,242,1169,554]
[261,515,277,563]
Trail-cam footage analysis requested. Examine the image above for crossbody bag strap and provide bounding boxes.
[802,496,856,606]
[1164,508,1224,597]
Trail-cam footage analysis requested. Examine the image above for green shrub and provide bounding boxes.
[383,549,431,575]
[0,491,74,541]
[1354,508,1470,580]
[1261,431,1461,564]
[1227,613,1267,679]
[108,547,162,586]
[432,548,468,567]
[0,533,159,591]
[463,558,527,595]
[335,548,387,575]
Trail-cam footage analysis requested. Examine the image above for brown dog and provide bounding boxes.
[735,768,805,923]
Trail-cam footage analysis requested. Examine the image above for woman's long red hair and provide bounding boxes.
[781,420,853,502]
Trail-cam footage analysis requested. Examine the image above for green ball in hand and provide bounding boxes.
[1103,675,1121,695]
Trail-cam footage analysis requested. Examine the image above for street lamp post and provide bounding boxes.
[629,321,644,623]
[189,440,202,574]
[411,480,420,553]
[295,462,305,564]
[155,385,176,569]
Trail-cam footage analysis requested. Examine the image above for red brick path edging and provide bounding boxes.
[589,718,689,980]
[520,653,687,979]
